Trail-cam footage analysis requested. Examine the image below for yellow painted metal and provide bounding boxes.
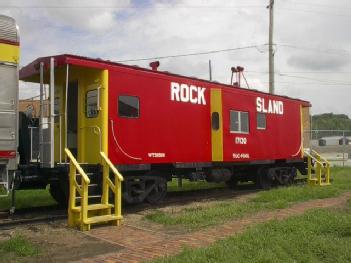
[65,148,91,230]
[101,70,109,155]
[210,89,223,162]
[21,64,108,165]
[300,106,304,158]
[0,43,19,63]
[66,148,123,230]
[303,149,331,186]
[100,152,124,224]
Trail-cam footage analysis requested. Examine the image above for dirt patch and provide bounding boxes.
[0,220,122,263]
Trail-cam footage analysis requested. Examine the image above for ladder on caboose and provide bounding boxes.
[65,148,123,231]
[303,149,331,186]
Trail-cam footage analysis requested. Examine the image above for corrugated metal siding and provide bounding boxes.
[0,15,19,43]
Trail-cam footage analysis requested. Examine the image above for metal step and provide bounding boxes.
[76,183,99,188]
[75,173,94,176]
[85,214,120,224]
[75,195,102,200]
[71,203,113,213]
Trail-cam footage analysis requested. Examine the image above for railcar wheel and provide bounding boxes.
[145,178,167,204]
[257,167,273,190]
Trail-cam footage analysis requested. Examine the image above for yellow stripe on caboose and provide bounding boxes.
[211,88,223,162]
[0,43,20,63]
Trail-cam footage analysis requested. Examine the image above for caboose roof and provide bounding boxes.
[20,54,311,107]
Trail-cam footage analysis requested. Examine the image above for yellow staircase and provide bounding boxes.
[303,149,331,186]
[65,148,124,231]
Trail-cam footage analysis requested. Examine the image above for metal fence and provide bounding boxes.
[305,130,351,167]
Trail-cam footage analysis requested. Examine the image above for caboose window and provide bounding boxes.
[118,95,139,118]
[86,89,99,118]
[257,112,266,130]
[211,112,220,130]
[230,110,249,134]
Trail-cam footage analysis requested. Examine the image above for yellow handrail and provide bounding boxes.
[100,152,124,181]
[311,149,330,166]
[100,151,124,224]
[303,149,330,186]
[65,148,90,230]
[65,148,90,184]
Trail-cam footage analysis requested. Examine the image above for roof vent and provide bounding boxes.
[149,61,160,71]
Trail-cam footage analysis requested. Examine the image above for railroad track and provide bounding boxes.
[0,179,307,229]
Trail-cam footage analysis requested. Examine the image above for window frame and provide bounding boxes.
[256,112,267,130]
[230,110,249,134]
[118,95,140,119]
[85,89,99,118]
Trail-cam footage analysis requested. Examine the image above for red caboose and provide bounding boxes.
[19,54,310,204]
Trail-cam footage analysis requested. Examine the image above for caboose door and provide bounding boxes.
[66,80,78,157]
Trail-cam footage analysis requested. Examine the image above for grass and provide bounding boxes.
[154,203,351,263]
[145,167,351,230]
[0,179,222,211]
[0,188,57,211]
[0,235,39,260]
[167,178,225,192]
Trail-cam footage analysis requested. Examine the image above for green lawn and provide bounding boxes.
[145,167,351,230]
[155,200,351,263]
[0,177,223,211]
[0,235,39,262]
[168,178,225,192]
[0,189,57,211]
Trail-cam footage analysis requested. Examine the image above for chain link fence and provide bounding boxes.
[304,130,351,167]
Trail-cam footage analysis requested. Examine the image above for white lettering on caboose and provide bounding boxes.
[171,82,206,105]
[256,97,284,115]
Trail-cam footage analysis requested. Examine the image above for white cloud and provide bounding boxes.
[2,0,351,115]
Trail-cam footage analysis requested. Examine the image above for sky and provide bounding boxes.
[1,0,351,115]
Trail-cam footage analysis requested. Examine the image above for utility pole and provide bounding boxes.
[268,0,275,94]
[209,60,212,81]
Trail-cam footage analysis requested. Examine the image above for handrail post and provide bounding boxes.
[102,160,109,205]
[316,155,321,185]
[99,151,123,226]
[68,162,76,227]
[115,176,122,225]
[326,163,330,184]
[81,180,89,231]
[307,155,312,182]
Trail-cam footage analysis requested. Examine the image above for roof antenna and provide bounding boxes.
[231,66,249,88]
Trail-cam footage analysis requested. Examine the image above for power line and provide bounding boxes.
[247,70,351,74]
[278,8,351,18]
[264,81,351,86]
[0,5,266,9]
[278,74,351,85]
[287,2,351,10]
[277,44,350,56]
[116,44,266,63]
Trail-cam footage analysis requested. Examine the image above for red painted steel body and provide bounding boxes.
[20,55,310,166]
[107,68,305,165]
